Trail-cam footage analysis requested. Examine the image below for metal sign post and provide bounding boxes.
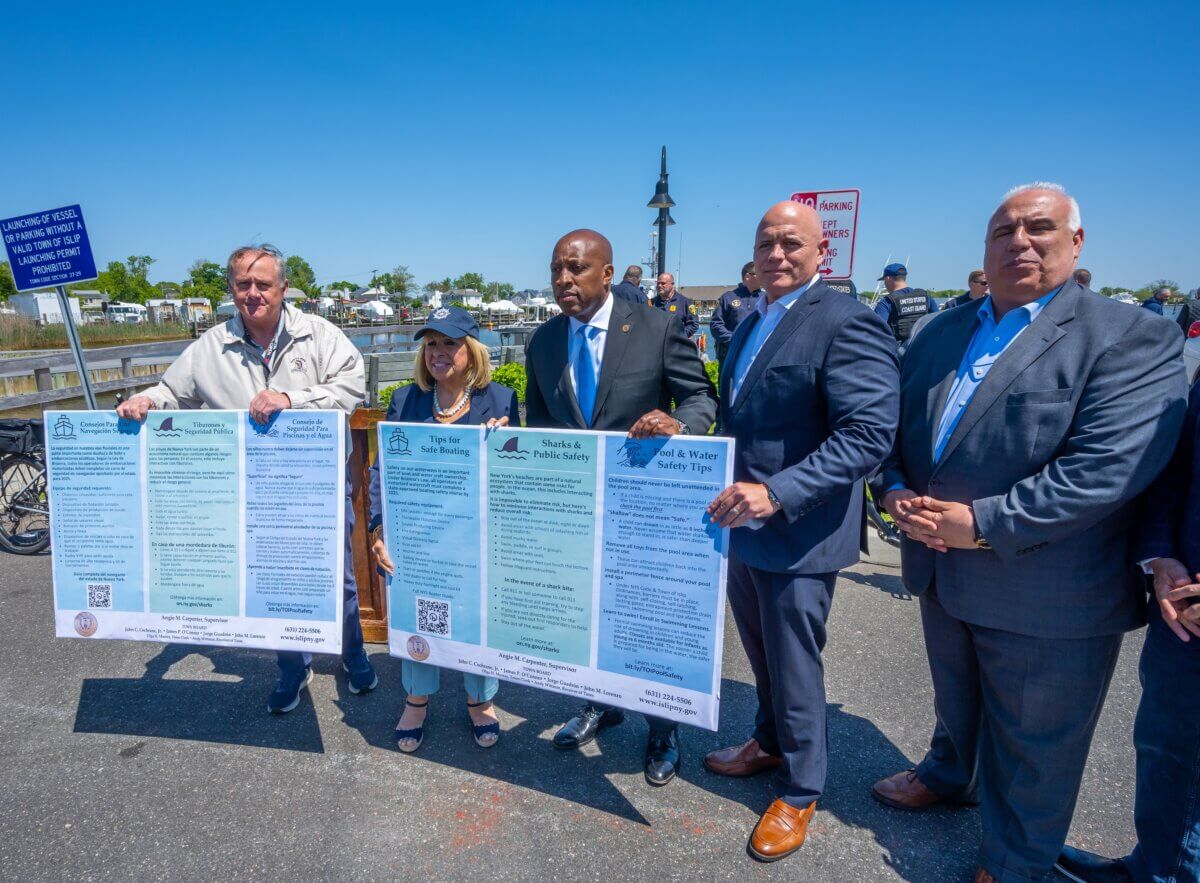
[1,204,99,409]
[54,284,97,408]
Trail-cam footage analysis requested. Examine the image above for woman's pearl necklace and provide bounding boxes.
[433,384,470,419]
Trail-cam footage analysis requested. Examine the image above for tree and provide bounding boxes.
[126,255,155,279]
[327,280,357,294]
[0,261,16,301]
[424,277,453,295]
[285,255,316,296]
[182,259,228,309]
[453,272,485,293]
[390,265,415,297]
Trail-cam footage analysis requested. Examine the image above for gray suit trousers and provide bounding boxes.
[916,588,1122,883]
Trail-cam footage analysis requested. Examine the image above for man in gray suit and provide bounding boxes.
[872,183,1187,883]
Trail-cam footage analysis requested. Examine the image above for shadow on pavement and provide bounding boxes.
[841,568,914,600]
[73,643,325,753]
[333,651,652,824]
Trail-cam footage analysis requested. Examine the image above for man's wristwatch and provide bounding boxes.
[674,418,689,435]
[765,486,782,513]
[971,508,991,550]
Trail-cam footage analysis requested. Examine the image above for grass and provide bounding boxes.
[0,314,193,350]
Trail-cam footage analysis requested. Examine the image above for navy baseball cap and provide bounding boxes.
[416,305,479,340]
[878,263,908,280]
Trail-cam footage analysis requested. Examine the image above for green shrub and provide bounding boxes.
[704,359,719,392]
[378,379,413,410]
[491,362,527,403]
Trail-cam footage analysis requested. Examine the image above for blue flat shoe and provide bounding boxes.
[394,698,428,754]
[467,700,500,748]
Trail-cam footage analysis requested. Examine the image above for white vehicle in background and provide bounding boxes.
[106,302,147,324]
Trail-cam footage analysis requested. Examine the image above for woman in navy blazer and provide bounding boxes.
[366,306,518,754]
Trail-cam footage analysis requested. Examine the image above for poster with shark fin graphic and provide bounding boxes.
[46,409,345,653]
[378,421,733,730]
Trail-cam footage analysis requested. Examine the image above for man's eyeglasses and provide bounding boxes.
[971,280,988,286]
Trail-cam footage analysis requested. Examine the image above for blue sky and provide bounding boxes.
[2,1,1197,294]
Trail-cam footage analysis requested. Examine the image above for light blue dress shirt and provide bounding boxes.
[930,286,1063,462]
[731,273,819,403]
[566,292,612,395]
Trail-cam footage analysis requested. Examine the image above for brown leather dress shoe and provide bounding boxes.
[748,799,816,862]
[871,768,942,810]
[703,738,783,777]
[972,868,997,883]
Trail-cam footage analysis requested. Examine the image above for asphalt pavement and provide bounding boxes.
[0,538,1142,882]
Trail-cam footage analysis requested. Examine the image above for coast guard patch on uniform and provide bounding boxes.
[731,299,741,307]
[669,304,677,312]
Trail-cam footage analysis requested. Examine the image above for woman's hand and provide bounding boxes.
[485,416,510,431]
[372,536,395,575]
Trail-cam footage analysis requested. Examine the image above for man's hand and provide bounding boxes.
[628,409,680,439]
[1150,558,1200,642]
[906,497,979,551]
[115,395,155,422]
[248,390,291,425]
[881,488,946,551]
[484,415,510,431]
[372,535,395,576]
[708,482,780,529]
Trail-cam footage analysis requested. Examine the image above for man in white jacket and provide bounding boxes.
[117,244,378,712]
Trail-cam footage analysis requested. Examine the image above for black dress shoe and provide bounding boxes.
[553,704,625,748]
[1053,846,1133,882]
[645,730,681,786]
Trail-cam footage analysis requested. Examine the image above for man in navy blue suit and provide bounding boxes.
[1054,379,1200,883]
[703,200,899,862]
[874,183,1186,883]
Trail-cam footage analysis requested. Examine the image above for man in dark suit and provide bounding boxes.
[1054,379,1200,883]
[709,261,762,366]
[702,201,899,862]
[873,183,1187,883]
[611,265,648,307]
[525,229,717,786]
[651,272,699,338]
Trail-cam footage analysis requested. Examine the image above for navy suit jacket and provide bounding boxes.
[524,294,716,434]
[881,281,1187,638]
[367,381,519,530]
[611,280,647,307]
[1137,378,1200,575]
[720,280,899,575]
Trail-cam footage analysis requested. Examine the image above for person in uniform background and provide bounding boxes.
[115,243,378,714]
[873,263,936,349]
[651,272,699,338]
[943,270,988,310]
[1073,267,1092,288]
[709,261,762,366]
[524,228,717,787]
[704,201,898,863]
[367,306,517,754]
[873,183,1186,883]
[611,265,649,307]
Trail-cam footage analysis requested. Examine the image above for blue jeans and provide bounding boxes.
[1127,603,1200,883]
[402,660,498,701]
[277,480,367,678]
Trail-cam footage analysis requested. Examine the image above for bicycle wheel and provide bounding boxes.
[0,454,50,554]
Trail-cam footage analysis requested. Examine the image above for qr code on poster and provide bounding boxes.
[87,583,113,609]
[416,597,450,636]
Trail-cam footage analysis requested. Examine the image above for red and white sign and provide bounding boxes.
[789,188,860,280]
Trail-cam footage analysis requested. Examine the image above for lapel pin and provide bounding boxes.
[621,323,631,333]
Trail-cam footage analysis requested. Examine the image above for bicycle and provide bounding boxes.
[0,419,50,555]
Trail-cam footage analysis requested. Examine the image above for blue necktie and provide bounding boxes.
[574,324,598,426]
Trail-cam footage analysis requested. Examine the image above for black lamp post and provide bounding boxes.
[646,146,675,279]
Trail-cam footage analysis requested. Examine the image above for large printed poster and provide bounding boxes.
[46,409,345,653]
[378,423,734,730]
